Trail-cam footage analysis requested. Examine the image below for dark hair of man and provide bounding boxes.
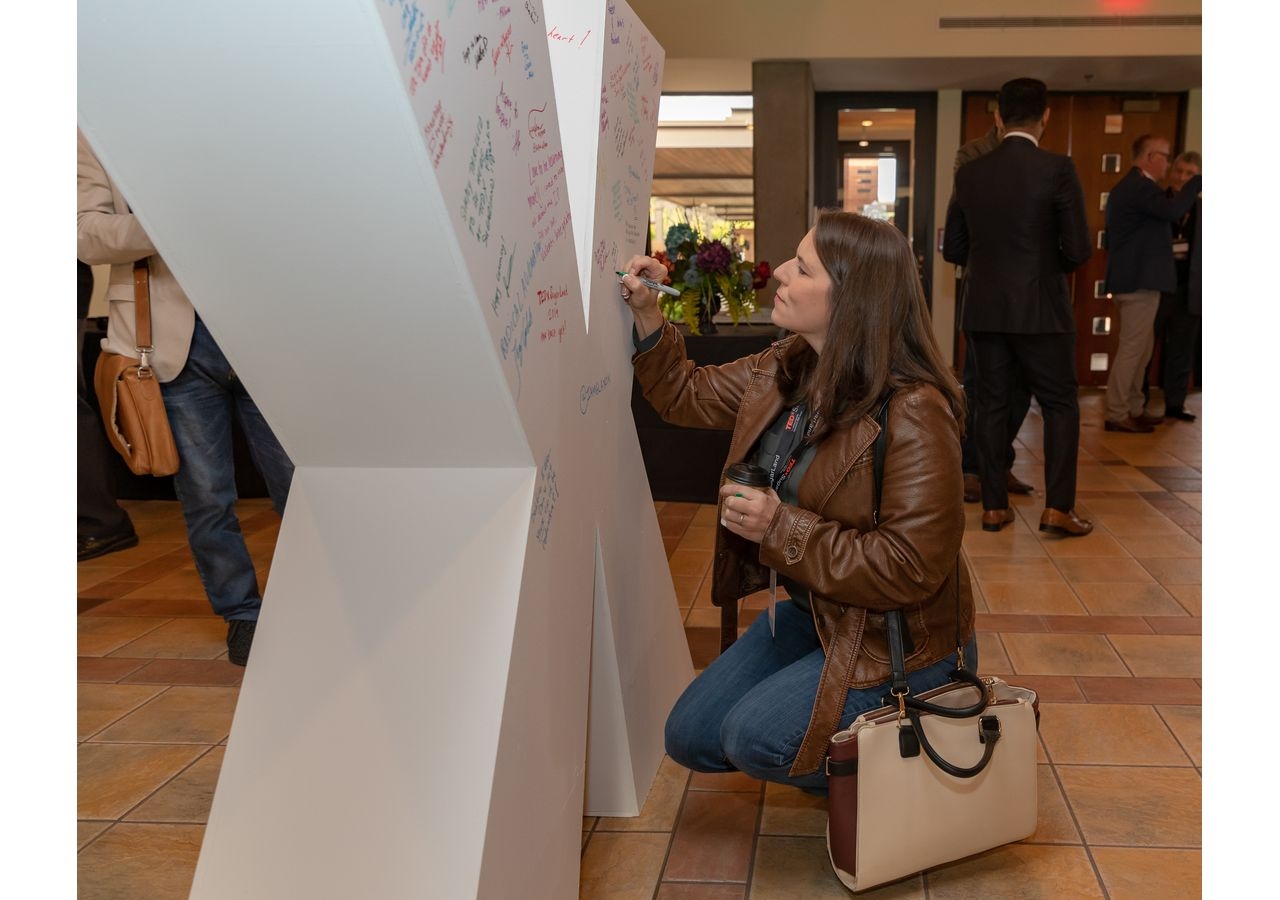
[776,210,965,442]
[997,78,1047,128]
[1132,134,1160,160]
[1176,150,1202,169]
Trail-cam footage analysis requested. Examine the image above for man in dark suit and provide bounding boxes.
[952,122,1035,506]
[943,78,1094,537]
[1103,135,1202,432]
[1147,150,1202,422]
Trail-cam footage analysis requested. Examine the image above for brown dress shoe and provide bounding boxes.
[1006,472,1034,495]
[1039,508,1093,537]
[963,473,981,503]
[981,508,1015,532]
[1135,413,1165,426]
[1104,417,1154,433]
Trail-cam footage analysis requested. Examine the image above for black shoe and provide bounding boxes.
[227,620,257,667]
[1165,408,1197,422]
[78,530,139,562]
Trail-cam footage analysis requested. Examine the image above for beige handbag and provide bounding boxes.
[93,260,181,477]
[824,674,1039,892]
[822,393,1039,892]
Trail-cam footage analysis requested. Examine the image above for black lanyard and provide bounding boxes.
[769,404,816,491]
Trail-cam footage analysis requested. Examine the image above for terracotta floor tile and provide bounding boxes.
[108,618,229,660]
[1091,847,1201,900]
[1001,633,1129,676]
[1111,533,1201,559]
[665,536,681,558]
[78,683,168,741]
[78,566,137,591]
[1164,583,1201,615]
[685,627,722,671]
[126,747,225,823]
[1029,765,1081,844]
[580,832,670,900]
[598,755,690,832]
[1001,675,1084,703]
[1057,766,1201,847]
[1173,491,1201,510]
[112,569,211,602]
[1053,557,1155,584]
[119,658,245,687]
[1041,614,1153,634]
[1070,582,1187,617]
[1038,703,1190,766]
[79,820,112,850]
[78,657,148,683]
[685,607,724,630]
[78,617,172,657]
[663,790,759,882]
[656,884,745,900]
[974,613,1047,633]
[77,823,204,900]
[92,685,240,744]
[758,782,827,837]
[979,582,1086,616]
[1076,676,1201,705]
[968,558,1064,583]
[83,593,218,618]
[1135,557,1201,585]
[688,771,762,793]
[1156,706,1202,767]
[672,575,704,607]
[78,743,205,819]
[1075,498,1158,517]
[1038,532,1130,558]
[1095,514,1184,537]
[679,525,717,551]
[1107,634,1201,678]
[975,632,1011,674]
[1106,469,1166,493]
[751,836,924,899]
[960,532,1048,559]
[692,505,720,526]
[927,844,1104,899]
[668,548,713,579]
[1145,616,1200,635]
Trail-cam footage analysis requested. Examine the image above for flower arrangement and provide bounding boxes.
[654,223,770,335]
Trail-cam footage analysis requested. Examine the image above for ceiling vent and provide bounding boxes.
[939,15,1201,29]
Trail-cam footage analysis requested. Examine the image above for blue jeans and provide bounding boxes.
[161,317,294,622]
[665,599,979,793]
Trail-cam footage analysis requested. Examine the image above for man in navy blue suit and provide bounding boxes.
[943,78,1094,537]
[1102,136,1202,432]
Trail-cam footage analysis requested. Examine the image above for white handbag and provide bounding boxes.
[824,674,1040,892]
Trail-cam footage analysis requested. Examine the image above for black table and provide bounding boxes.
[632,324,779,504]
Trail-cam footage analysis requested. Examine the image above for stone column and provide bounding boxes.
[751,61,814,307]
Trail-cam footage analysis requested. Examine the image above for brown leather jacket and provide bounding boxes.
[634,323,976,775]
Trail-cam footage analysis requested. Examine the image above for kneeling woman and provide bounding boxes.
[622,211,977,792]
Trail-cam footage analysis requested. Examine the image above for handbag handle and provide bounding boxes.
[870,393,998,776]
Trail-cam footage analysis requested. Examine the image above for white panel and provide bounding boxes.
[191,466,534,898]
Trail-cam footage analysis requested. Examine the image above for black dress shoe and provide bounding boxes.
[78,530,139,562]
[227,620,257,667]
[1165,408,1197,422]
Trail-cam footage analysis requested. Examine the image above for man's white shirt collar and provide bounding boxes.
[1003,131,1040,147]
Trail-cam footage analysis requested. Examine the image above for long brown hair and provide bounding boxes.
[777,210,965,439]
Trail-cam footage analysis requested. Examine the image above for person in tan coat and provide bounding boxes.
[77,130,294,666]
[621,211,976,791]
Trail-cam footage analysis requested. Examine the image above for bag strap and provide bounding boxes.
[133,259,154,372]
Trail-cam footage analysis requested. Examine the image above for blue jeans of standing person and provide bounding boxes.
[665,599,979,794]
[161,316,294,622]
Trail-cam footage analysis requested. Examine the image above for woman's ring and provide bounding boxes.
[620,287,631,300]
[739,511,746,524]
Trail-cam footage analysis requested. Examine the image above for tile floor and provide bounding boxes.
[77,390,1202,898]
